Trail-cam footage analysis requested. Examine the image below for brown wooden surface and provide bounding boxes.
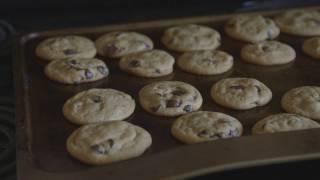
[16,6,320,180]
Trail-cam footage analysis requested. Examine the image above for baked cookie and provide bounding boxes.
[252,113,320,134]
[281,86,320,120]
[177,50,233,75]
[211,78,272,110]
[225,15,280,43]
[119,49,175,78]
[241,40,296,66]
[171,111,243,144]
[162,24,221,52]
[45,58,109,84]
[67,121,152,165]
[275,9,320,36]
[36,35,96,61]
[63,88,135,125]
[302,37,320,59]
[139,81,203,117]
[95,31,153,58]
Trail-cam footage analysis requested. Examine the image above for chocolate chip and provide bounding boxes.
[228,129,239,137]
[210,133,221,139]
[91,95,102,103]
[227,22,235,28]
[90,144,108,154]
[229,85,244,90]
[198,130,208,137]
[193,95,198,101]
[145,43,151,49]
[68,59,78,66]
[151,105,161,112]
[155,93,163,97]
[255,85,262,95]
[166,99,182,108]
[129,60,140,67]
[104,44,119,55]
[90,139,114,154]
[183,105,192,112]
[63,49,77,55]
[97,66,108,75]
[155,69,161,73]
[172,89,186,96]
[262,46,272,52]
[85,69,94,79]
[108,139,114,147]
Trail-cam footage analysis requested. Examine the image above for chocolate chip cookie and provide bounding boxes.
[162,24,221,52]
[177,50,233,75]
[95,31,153,58]
[211,78,272,110]
[36,35,96,61]
[171,111,243,144]
[241,40,296,66]
[275,9,320,36]
[302,37,320,59]
[281,86,320,120]
[225,15,280,43]
[119,49,175,78]
[45,58,109,84]
[252,113,320,134]
[63,88,135,125]
[139,81,203,117]
[67,121,152,165]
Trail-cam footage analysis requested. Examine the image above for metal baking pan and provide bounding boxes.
[15,6,320,180]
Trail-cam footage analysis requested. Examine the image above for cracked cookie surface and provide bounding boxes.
[241,40,296,66]
[63,88,135,125]
[95,31,153,58]
[67,121,152,165]
[36,35,96,61]
[162,24,221,52]
[177,50,233,75]
[281,86,320,120]
[211,78,272,110]
[139,81,203,117]
[275,9,320,36]
[225,15,280,43]
[45,58,109,84]
[119,49,175,77]
[171,111,243,144]
[252,113,320,134]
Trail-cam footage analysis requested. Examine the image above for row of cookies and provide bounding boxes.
[39,27,320,85]
[63,79,320,165]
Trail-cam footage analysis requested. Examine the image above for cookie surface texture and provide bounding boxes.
[36,35,96,61]
[252,113,320,134]
[63,88,135,125]
[225,15,280,43]
[67,121,152,165]
[119,49,175,78]
[162,24,221,52]
[241,40,296,66]
[177,50,233,75]
[139,81,203,116]
[95,31,153,58]
[211,78,272,110]
[171,111,243,144]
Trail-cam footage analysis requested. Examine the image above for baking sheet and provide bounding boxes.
[15,6,320,180]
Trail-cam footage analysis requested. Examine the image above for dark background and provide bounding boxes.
[1,0,320,179]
